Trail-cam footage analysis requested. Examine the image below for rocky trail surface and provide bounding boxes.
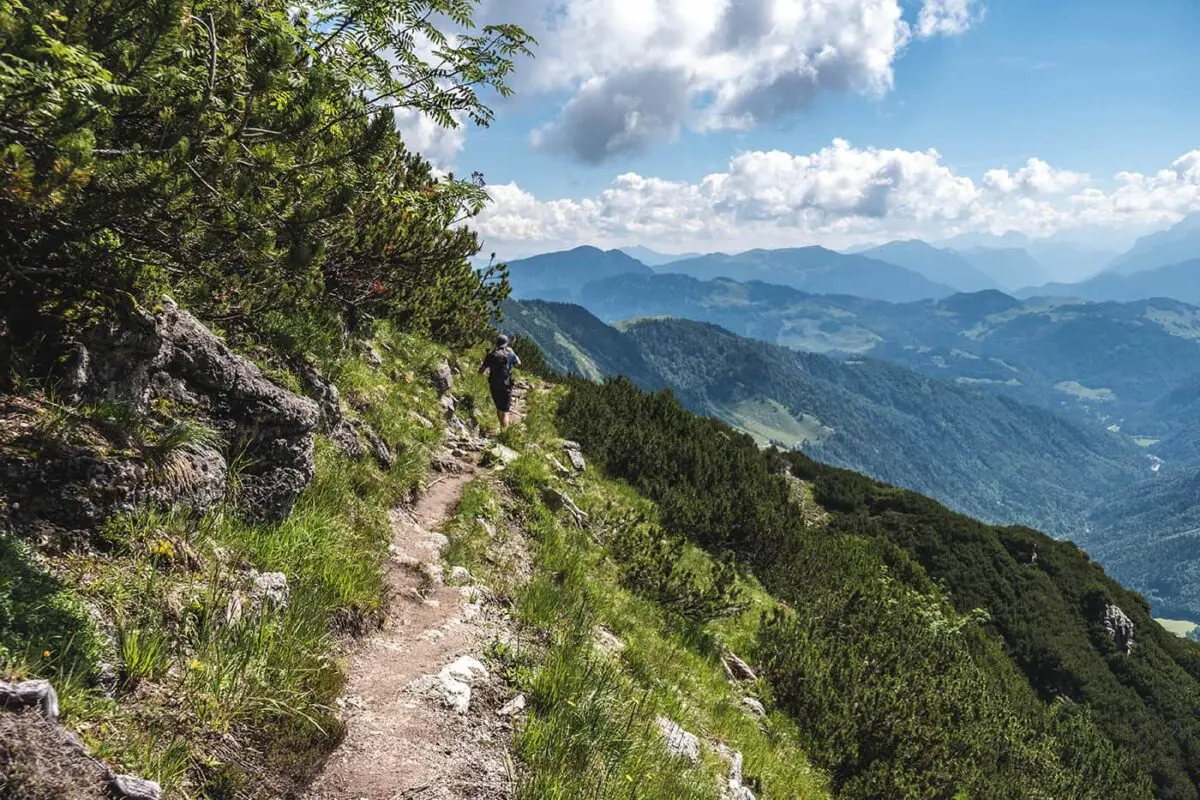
[305,395,527,800]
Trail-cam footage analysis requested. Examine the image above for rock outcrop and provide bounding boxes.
[294,358,394,470]
[655,716,701,763]
[1,297,321,537]
[561,440,586,472]
[722,651,758,683]
[0,679,60,719]
[716,744,757,800]
[1102,603,1136,654]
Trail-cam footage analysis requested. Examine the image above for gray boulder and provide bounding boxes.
[741,697,767,719]
[563,445,586,472]
[65,296,321,522]
[716,745,756,800]
[109,774,163,800]
[655,716,700,763]
[247,570,290,613]
[0,679,60,720]
[484,443,519,467]
[356,422,395,470]
[145,444,227,513]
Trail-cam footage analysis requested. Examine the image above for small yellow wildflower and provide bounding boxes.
[42,650,51,658]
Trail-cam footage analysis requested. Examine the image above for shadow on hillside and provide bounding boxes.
[0,532,99,682]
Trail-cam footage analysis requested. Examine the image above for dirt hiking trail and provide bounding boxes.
[305,397,527,800]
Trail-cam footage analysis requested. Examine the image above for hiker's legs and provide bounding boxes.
[491,384,513,431]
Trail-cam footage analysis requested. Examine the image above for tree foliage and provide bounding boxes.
[0,0,531,357]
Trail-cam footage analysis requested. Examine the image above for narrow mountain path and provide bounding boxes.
[305,392,527,800]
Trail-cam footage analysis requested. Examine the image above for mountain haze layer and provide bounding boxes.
[1021,258,1200,305]
[861,240,1000,293]
[660,246,958,302]
[617,245,701,266]
[1105,214,1200,276]
[955,246,1050,290]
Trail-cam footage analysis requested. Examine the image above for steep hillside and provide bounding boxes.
[624,317,1151,534]
[1085,471,1200,621]
[554,375,1200,800]
[499,298,663,387]
[506,246,654,301]
[663,247,957,302]
[503,300,1153,536]
[861,240,999,293]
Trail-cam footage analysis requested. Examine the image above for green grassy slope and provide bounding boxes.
[0,328,469,796]
[439,392,831,800]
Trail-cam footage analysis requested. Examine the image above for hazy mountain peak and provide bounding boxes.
[950,246,1049,291]
[861,240,1000,294]
[663,246,957,302]
[619,245,702,266]
[506,245,653,301]
[1106,213,1200,276]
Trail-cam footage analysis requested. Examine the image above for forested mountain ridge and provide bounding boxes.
[501,299,1153,536]
[567,272,1200,445]
[8,0,1200,796]
[1085,470,1200,621]
[500,299,664,388]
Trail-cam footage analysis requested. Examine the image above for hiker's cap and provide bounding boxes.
[496,334,510,347]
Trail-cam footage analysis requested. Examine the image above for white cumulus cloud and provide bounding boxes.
[393,108,467,170]
[478,0,984,163]
[916,0,985,38]
[473,145,1200,257]
[983,158,1090,196]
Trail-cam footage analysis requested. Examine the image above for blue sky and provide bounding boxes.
[411,0,1200,259]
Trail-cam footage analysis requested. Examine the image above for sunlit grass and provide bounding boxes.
[0,327,454,797]
[486,382,829,800]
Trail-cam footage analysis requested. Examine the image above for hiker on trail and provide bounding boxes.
[479,334,521,430]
